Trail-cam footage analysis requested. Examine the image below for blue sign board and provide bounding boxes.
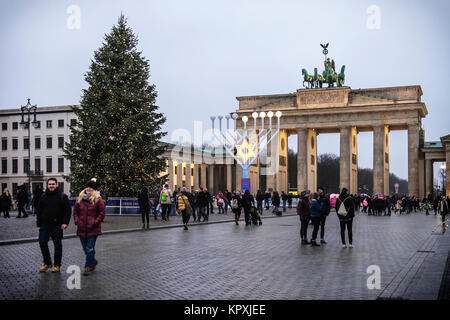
[241,178,251,193]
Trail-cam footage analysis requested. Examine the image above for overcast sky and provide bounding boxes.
[1,0,449,181]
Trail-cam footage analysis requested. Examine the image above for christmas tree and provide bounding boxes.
[64,14,168,197]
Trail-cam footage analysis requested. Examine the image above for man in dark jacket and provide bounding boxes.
[241,190,255,226]
[196,188,209,222]
[17,184,29,218]
[36,178,71,273]
[317,186,331,244]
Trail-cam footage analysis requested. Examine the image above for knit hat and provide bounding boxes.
[341,188,348,194]
[86,178,98,190]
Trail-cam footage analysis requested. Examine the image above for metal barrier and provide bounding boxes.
[69,197,141,215]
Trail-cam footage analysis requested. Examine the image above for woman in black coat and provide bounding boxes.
[335,188,355,248]
[0,188,13,218]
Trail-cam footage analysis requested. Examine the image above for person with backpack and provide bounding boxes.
[297,190,311,245]
[335,188,355,248]
[231,191,243,225]
[177,187,193,230]
[73,178,105,276]
[36,178,71,273]
[159,184,173,221]
[216,192,225,214]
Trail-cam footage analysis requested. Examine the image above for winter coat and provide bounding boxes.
[0,192,13,210]
[272,194,281,206]
[319,195,331,216]
[241,193,255,210]
[73,197,105,238]
[310,199,323,217]
[297,196,310,221]
[36,188,71,228]
[138,191,151,211]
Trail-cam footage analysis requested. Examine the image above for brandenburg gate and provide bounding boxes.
[234,85,428,197]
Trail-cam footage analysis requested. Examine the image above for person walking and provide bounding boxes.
[272,191,281,214]
[317,187,331,244]
[159,184,173,221]
[36,178,71,273]
[440,196,448,227]
[177,187,193,230]
[151,185,161,220]
[73,179,106,276]
[138,187,151,229]
[1,188,12,218]
[231,191,243,225]
[216,192,225,214]
[256,190,264,215]
[264,191,270,210]
[17,184,29,218]
[32,185,43,216]
[297,190,311,245]
[281,191,288,212]
[241,190,255,226]
[335,188,355,248]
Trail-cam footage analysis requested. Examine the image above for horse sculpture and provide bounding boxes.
[337,65,345,87]
[302,69,314,88]
[314,68,324,88]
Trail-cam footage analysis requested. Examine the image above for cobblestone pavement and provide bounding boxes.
[0,210,447,300]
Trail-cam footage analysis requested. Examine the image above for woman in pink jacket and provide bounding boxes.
[73,179,105,276]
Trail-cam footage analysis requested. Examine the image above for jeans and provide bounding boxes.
[257,201,263,215]
[141,208,150,224]
[79,236,98,268]
[300,217,310,240]
[181,210,191,225]
[244,208,251,225]
[198,206,208,221]
[282,200,287,212]
[310,216,321,240]
[339,219,353,245]
[161,204,171,220]
[18,203,28,217]
[320,215,327,239]
[218,204,224,214]
[39,223,63,267]
[233,208,241,223]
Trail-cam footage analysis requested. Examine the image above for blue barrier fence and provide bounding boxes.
[69,198,141,215]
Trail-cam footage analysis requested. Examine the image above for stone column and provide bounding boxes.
[177,162,183,189]
[193,163,199,191]
[408,124,420,197]
[340,127,351,192]
[373,125,389,195]
[208,164,215,195]
[168,160,174,190]
[425,159,433,197]
[297,128,308,193]
[200,164,207,189]
[226,164,232,192]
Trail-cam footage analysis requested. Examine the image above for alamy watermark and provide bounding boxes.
[367,5,381,30]
[366,265,381,290]
[66,265,81,290]
[67,5,81,30]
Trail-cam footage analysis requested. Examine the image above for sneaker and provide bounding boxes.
[39,264,52,273]
[320,240,327,244]
[348,244,354,248]
[83,267,91,276]
[235,221,239,225]
[342,244,347,248]
[51,266,61,273]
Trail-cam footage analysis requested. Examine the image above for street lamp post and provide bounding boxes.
[440,164,446,196]
[20,98,38,208]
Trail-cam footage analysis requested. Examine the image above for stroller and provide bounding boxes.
[250,206,262,225]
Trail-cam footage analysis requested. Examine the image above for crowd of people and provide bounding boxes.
[1,178,448,277]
